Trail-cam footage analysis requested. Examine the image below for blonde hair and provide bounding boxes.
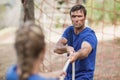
[15,21,45,80]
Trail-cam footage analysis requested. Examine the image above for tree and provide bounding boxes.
[21,0,35,22]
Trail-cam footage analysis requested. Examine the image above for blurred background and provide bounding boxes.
[0,0,120,80]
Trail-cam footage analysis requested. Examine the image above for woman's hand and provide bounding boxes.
[39,70,66,78]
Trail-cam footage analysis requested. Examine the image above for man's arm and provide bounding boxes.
[69,41,92,62]
[54,37,74,54]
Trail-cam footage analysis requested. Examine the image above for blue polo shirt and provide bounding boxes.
[62,26,98,80]
[6,65,57,80]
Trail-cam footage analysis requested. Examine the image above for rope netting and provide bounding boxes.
[34,0,120,79]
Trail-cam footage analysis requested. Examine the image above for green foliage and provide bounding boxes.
[86,0,120,25]
[55,0,65,5]
[55,17,62,28]
[0,5,6,29]
[55,22,62,28]
[115,2,120,24]
[0,5,6,16]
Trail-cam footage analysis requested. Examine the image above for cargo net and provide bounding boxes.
[34,0,120,79]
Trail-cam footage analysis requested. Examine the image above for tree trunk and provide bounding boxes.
[21,0,35,23]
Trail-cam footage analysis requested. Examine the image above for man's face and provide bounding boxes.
[70,10,86,28]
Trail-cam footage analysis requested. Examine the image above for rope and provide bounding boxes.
[60,51,75,80]
[72,62,75,80]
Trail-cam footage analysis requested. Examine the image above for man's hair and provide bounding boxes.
[15,21,45,80]
[70,4,87,17]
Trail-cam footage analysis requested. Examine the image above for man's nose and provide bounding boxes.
[75,16,78,19]
[74,17,79,21]
[74,16,79,20]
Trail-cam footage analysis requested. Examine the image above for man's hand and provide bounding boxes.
[66,46,74,54]
[69,52,78,63]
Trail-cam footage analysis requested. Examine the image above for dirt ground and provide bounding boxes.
[0,40,120,80]
[94,40,120,80]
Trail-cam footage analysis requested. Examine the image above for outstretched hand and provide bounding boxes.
[68,52,78,63]
[66,46,74,54]
[66,46,78,63]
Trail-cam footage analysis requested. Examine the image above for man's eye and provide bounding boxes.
[72,16,76,18]
[78,16,82,17]
[71,15,82,18]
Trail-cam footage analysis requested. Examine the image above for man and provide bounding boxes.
[54,4,98,80]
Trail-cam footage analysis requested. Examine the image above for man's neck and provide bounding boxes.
[74,26,86,35]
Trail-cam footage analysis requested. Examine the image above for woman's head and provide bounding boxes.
[15,21,45,80]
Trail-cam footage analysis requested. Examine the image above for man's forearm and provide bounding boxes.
[54,45,67,54]
[75,48,89,60]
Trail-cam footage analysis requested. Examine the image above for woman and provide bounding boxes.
[6,21,64,80]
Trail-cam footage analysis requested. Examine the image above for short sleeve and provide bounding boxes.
[62,26,73,40]
[84,34,97,49]
[62,27,69,40]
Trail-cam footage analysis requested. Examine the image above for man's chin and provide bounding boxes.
[74,26,82,29]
